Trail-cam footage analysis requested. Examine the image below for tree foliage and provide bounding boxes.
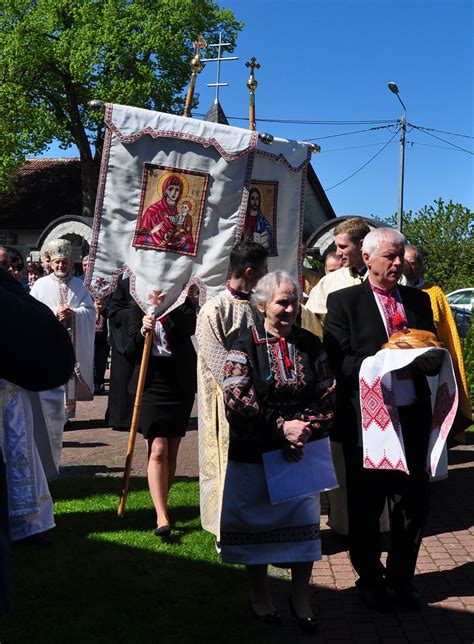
[0,0,242,215]
[383,199,474,293]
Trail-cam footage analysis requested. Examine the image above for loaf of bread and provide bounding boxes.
[382,328,443,350]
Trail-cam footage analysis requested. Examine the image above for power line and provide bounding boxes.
[324,128,400,191]
[406,140,471,153]
[411,124,474,140]
[410,124,473,155]
[320,140,398,153]
[305,124,396,141]
[194,113,396,125]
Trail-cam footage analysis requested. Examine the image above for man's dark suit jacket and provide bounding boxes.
[323,279,436,446]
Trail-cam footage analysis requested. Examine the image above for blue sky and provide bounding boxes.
[45,0,473,219]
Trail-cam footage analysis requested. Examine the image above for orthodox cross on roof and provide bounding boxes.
[183,35,208,118]
[245,56,261,131]
[201,32,238,102]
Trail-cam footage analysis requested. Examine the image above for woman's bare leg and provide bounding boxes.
[166,437,181,490]
[290,561,315,618]
[147,437,170,527]
[246,564,276,615]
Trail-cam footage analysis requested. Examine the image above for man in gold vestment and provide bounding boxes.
[196,242,268,540]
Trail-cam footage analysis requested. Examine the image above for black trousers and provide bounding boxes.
[94,341,110,387]
[0,451,13,615]
[344,404,431,591]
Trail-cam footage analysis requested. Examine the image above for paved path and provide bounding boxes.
[62,393,474,642]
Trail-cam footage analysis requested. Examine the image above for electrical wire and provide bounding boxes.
[406,140,471,153]
[408,125,473,155]
[412,125,474,140]
[324,128,400,191]
[304,124,396,141]
[320,140,398,153]
[194,113,396,125]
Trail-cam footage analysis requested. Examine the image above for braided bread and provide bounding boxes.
[382,328,443,350]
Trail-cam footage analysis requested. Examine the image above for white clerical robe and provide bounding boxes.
[196,290,257,539]
[1,381,63,540]
[30,274,95,407]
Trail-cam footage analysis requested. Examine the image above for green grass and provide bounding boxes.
[1,478,279,644]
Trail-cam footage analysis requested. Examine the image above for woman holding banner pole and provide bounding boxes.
[220,271,336,632]
[126,299,197,536]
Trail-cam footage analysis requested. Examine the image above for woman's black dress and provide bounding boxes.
[126,300,197,439]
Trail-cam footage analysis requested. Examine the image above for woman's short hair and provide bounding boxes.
[27,261,44,276]
[362,228,405,257]
[254,270,299,306]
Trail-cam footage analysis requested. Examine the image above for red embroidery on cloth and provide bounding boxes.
[360,377,391,430]
[432,383,457,439]
[370,284,407,335]
[364,451,408,473]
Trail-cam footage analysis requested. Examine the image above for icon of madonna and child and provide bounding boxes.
[133,168,208,256]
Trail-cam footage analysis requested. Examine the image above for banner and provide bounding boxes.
[87,104,310,316]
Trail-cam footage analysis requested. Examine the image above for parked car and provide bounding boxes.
[446,288,473,338]
[451,305,472,338]
[446,288,474,312]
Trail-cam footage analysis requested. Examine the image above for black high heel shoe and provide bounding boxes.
[288,596,319,633]
[248,600,282,626]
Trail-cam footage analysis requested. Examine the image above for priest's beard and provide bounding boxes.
[54,270,69,279]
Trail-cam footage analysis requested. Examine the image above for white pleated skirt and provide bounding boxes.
[220,460,321,565]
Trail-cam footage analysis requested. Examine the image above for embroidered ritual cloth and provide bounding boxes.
[359,347,457,476]
[30,274,95,404]
[196,290,257,538]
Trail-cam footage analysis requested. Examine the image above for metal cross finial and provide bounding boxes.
[193,34,207,51]
[183,35,207,118]
[245,56,261,74]
[202,32,238,102]
[245,57,261,130]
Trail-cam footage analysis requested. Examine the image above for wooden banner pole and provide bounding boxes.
[117,329,153,517]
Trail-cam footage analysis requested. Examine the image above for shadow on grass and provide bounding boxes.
[3,477,286,644]
[3,476,473,643]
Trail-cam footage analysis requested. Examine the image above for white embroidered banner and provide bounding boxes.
[86,104,310,316]
[359,347,457,476]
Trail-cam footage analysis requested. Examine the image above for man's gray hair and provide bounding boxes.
[405,243,419,257]
[362,228,405,257]
[254,270,299,306]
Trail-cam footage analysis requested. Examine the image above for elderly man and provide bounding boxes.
[196,241,268,542]
[30,239,95,419]
[404,244,471,436]
[307,219,398,535]
[324,228,438,612]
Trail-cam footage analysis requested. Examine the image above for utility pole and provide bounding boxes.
[388,82,407,234]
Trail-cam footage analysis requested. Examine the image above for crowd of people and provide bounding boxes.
[0,220,471,631]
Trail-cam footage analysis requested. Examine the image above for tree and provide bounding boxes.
[383,199,473,293]
[0,0,242,216]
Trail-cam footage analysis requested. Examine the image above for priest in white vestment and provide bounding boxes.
[196,242,268,541]
[30,239,95,419]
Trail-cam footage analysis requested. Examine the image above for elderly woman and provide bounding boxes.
[221,271,336,632]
